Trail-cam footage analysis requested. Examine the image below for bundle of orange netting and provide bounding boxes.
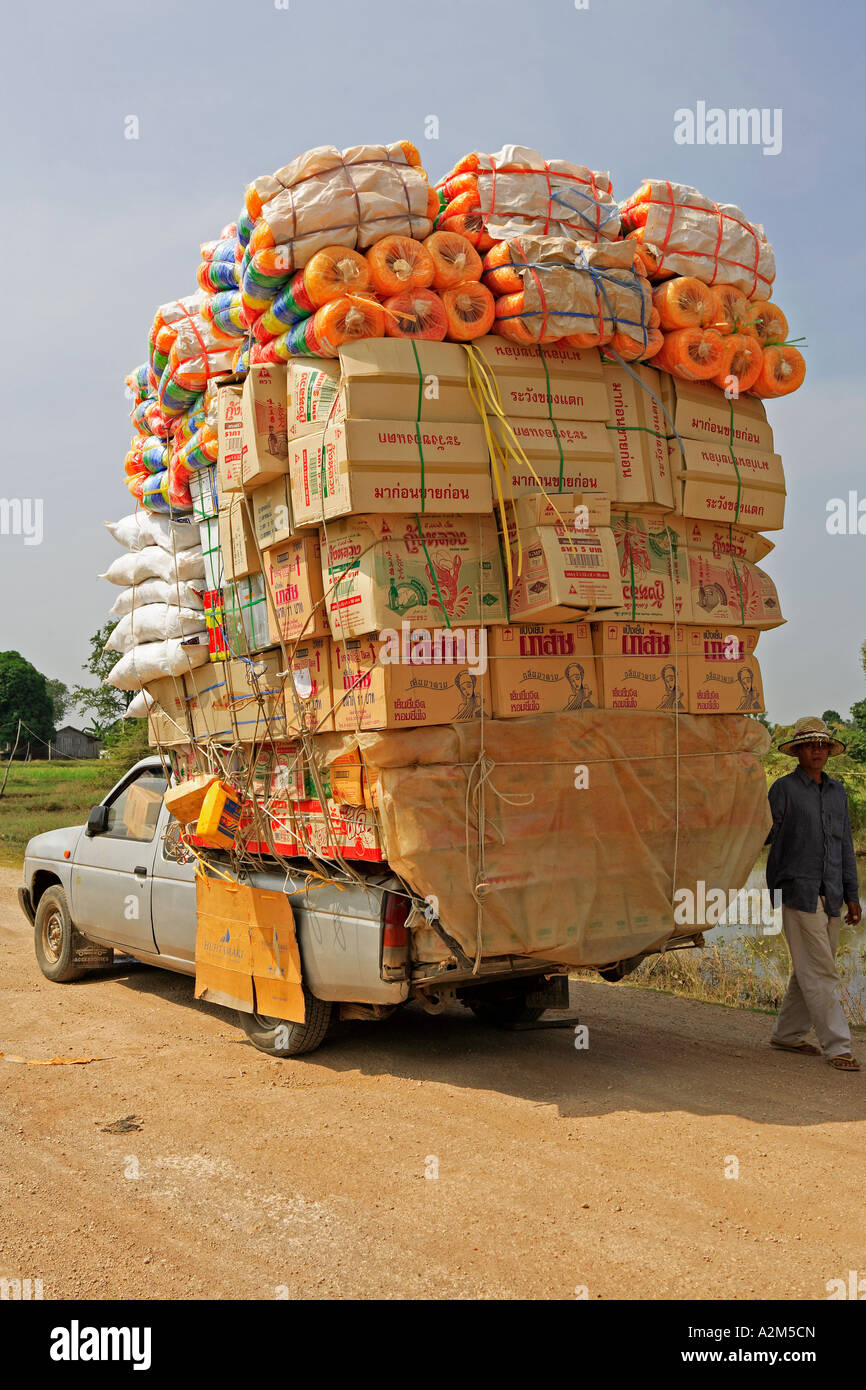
[483,234,662,359]
[649,275,805,395]
[620,179,776,301]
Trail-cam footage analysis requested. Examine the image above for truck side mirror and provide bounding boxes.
[85,805,109,837]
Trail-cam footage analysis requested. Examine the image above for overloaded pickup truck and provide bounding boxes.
[19,757,623,1057]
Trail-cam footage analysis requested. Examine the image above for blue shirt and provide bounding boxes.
[765,766,860,916]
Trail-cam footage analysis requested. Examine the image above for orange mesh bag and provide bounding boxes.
[653,277,716,330]
[303,246,372,306]
[710,332,763,392]
[749,301,789,346]
[366,235,435,296]
[708,284,752,335]
[312,295,386,357]
[494,292,537,343]
[608,327,664,361]
[384,288,448,339]
[436,144,620,246]
[752,345,805,397]
[436,212,496,251]
[442,282,495,340]
[654,328,727,380]
[620,180,775,299]
[242,142,433,273]
[482,241,526,296]
[424,231,482,291]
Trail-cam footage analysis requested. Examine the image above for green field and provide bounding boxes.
[0,759,126,867]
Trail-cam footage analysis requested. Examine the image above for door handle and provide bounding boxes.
[134,866,148,877]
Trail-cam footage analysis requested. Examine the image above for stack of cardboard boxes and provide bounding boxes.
[145,334,785,861]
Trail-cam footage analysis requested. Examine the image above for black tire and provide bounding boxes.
[33,887,84,983]
[236,990,332,1057]
[469,997,546,1029]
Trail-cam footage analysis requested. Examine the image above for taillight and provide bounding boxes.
[383,891,410,948]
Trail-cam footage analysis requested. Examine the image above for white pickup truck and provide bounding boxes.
[17,756,601,1057]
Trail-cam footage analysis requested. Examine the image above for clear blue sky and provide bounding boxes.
[1,0,864,724]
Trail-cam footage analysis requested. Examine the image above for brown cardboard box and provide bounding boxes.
[676,520,784,630]
[228,651,288,743]
[684,626,764,714]
[674,438,786,532]
[602,362,675,511]
[184,663,235,742]
[471,337,610,419]
[488,621,600,717]
[488,415,617,500]
[331,636,492,731]
[144,676,192,747]
[264,537,329,646]
[289,419,493,527]
[592,621,688,712]
[604,511,689,623]
[251,476,293,549]
[217,384,244,494]
[241,364,289,488]
[667,514,774,566]
[505,504,622,621]
[288,359,342,440]
[671,378,774,453]
[219,498,262,582]
[284,637,335,735]
[320,512,508,640]
[337,339,479,422]
[194,877,304,1021]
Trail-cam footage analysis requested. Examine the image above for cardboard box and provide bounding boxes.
[604,511,689,623]
[320,512,508,639]
[488,621,600,717]
[602,362,675,511]
[331,636,492,731]
[199,517,224,592]
[228,651,288,743]
[219,497,262,582]
[288,359,342,440]
[143,676,192,748]
[674,438,786,532]
[329,752,379,809]
[224,573,270,654]
[337,338,481,422]
[184,662,235,742]
[671,378,774,454]
[190,465,219,521]
[505,504,622,622]
[216,384,244,494]
[685,626,764,714]
[289,419,493,527]
[471,337,610,420]
[264,537,329,646]
[283,637,335,735]
[241,364,289,488]
[297,801,384,862]
[251,476,293,550]
[489,415,617,500]
[194,876,304,1020]
[667,514,774,567]
[592,622,688,712]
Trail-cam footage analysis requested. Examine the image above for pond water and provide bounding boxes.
[703,854,866,1009]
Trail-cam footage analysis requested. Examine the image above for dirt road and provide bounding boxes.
[1,866,864,1301]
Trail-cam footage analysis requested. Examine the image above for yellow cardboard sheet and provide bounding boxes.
[194,877,305,1021]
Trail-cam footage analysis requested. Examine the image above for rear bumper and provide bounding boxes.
[18,887,35,925]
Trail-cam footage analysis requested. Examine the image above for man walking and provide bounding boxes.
[767,717,862,1071]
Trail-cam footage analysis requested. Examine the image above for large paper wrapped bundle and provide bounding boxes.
[156,312,237,418]
[621,180,776,300]
[243,141,435,274]
[436,145,620,247]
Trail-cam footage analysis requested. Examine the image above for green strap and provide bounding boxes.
[411,340,427,513]
[727,398,742,524]
[414,515,451,629]
[538,346,565,492]
[604,423,672,442]
[728,525,746,625]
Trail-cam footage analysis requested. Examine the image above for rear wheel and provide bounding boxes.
[237,991,332,1056]
[34,887,84,983]
[469,998,546,1028]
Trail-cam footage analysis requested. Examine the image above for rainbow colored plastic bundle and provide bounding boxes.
[251,271,314,342]
[157,313,237,418]
[201,290,247,338]
[148,295,201,381]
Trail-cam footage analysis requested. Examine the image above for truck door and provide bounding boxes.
[71,765,168,955]
[151,818,198,964]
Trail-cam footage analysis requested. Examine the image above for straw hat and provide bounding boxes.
[779,715,846,758]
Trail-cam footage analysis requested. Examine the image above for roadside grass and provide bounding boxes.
[0,760,125,867]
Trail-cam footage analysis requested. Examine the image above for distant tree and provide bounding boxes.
[71,622,132,729]
[822,709,844,727]
[46,678,71,725]
[0,651,56,751]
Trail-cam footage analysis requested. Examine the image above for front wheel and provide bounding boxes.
[34,887,84,983]
[236,991,332,1057]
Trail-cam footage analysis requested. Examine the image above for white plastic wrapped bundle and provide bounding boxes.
[105,513,200,553]
[106,605,207,653]
[101,544,206,587]
[108,579,204,617]
[105,638,209,691]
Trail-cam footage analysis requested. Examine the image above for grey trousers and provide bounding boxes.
[771,902,851,1059]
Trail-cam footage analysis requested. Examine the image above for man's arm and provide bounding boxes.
[764,776,786,846]
[841,797,861,923]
